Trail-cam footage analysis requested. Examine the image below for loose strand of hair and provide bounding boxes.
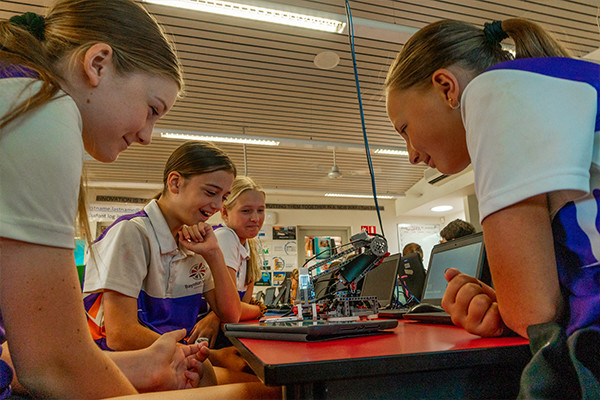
[246,237,261,285]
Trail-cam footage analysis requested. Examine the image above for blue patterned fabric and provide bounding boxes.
[0,311,12,399]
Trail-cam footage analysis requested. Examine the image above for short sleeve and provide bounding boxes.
[0,80,83,248]
[83,220,150,298]
[462,70,598,221]
[215,227,242,273]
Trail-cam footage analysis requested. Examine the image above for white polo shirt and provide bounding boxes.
[83,200,215,348]
[214,225,249,295]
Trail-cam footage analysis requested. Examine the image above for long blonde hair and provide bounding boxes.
[222,176,266,286]
[1,0,183,242]
[385,18,571,92]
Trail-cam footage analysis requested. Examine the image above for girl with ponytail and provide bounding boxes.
[385,18,600,397]
[0,0,203,397]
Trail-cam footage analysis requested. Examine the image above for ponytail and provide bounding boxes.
[386,18,571,92]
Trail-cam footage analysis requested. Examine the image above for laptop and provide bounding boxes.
[403,232,490,324]
[378,252,426,318]
[223,319,398,342]
[264,287,277,307]
[360,252,401,309]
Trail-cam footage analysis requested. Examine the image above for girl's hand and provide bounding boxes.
[188,312,221,348]
[178,223,221,257]
[209,346,252,373]
[132,329,210,391]
[441,268,506,337]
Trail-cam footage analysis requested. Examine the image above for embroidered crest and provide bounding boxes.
[189,263,208,281]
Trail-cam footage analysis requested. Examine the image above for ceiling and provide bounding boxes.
[3,0,600,205]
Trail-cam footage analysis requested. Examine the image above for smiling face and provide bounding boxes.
[60,43,180,163]
[386,84,470,174]
[222,189,266,244]
[80,72,179,162]
[168,170,235,228]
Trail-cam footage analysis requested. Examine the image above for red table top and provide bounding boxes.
[235,319,529,365]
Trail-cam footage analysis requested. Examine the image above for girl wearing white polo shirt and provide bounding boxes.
[83,142,241,360]
[385,17,600,397]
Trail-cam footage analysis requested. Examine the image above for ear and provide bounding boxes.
[431,68,461,107]
[82,43,114,88]
[166,171,183,194]
[221,207,229,222]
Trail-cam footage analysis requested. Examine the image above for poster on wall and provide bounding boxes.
[253,226,298,295]
[255,272,272,286]
[284,241,297,256]
[272,226,296,240]
[273,271,286,286]
[258,225,272,241]
[272,257,286,271]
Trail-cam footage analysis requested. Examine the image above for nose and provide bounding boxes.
[407,143,422,165]
[211,197,224,212]
[138,123,154,146]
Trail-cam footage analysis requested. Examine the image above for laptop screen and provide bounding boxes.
[421,233,488,305]
[360,253,401,308]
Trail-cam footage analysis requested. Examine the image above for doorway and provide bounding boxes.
[296,226,351,269]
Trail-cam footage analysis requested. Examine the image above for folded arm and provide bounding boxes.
[442,194,563,338]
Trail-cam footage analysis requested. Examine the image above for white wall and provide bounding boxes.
[85,188,443,254]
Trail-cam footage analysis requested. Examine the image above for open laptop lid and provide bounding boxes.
[360,253,401,308]
[223,319,398,342]
[420,232,490,307]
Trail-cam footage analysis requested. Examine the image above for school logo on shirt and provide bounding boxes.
[189,263,208,281]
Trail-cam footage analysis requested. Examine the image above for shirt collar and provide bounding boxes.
[144,199,178,255]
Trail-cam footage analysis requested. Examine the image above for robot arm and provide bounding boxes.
[298,232,388,307]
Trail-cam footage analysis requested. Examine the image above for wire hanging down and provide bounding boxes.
[344,0,385,237]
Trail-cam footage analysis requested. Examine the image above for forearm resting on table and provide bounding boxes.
[482,195,564,338]
[241,302,261,320]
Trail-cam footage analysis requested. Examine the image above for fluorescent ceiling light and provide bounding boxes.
[431,205,454,212]
[374,148,409,156]
[156,129,408,154]
[144,0,346,33]
[160,131,280,146]
[325,193,395,200]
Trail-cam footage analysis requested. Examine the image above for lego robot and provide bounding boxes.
[295,231,388,321]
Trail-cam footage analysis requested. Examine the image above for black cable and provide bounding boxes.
[344,0,385,238]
